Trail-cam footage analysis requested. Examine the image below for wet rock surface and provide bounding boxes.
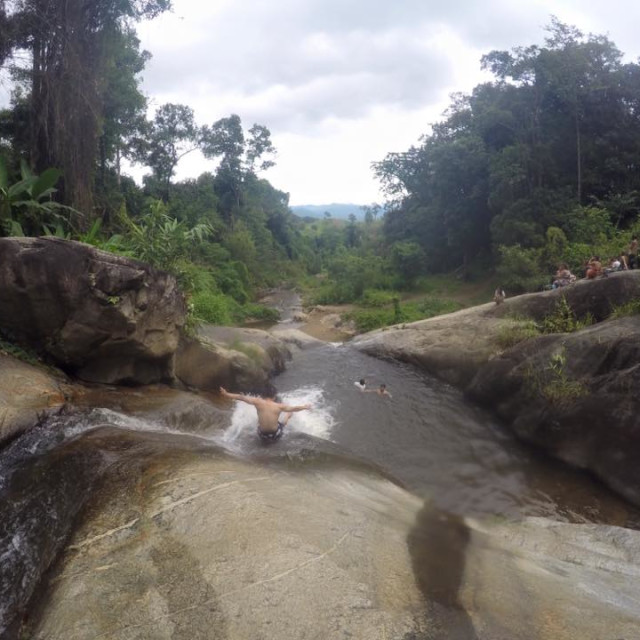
[8,427,639,640]
[25,431,428,640]
[0,353,71,441]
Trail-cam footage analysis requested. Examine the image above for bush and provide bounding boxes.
[359,289,398,307]
[346,308,397,332]
[496,244,548,294]
[192,291,233,325]
[526,351,587,406]
[234,303,280,323]
[541,297,593,334]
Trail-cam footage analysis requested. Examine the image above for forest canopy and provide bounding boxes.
[374,17,640,291]
[1,11,640,327]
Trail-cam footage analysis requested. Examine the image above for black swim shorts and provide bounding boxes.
[258,421,284,442]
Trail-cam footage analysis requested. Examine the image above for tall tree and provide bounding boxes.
[200,114,276,227]
[141,102,199,201]
[7,0,170,223]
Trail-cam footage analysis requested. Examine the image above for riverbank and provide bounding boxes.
[353,270,640,508]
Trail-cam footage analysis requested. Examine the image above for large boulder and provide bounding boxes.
[24,430,428,640]
[175,326,323,395]
[0,237,185,385]
[12,427,640,640]
[175,335,277,396]
[467,316,640,506]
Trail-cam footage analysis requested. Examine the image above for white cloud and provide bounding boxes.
[134,0,640,204]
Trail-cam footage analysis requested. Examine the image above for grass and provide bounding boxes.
[525,351,587,407]
[495,319,541,349]
[610,298,640,318]
[345,297,463,332]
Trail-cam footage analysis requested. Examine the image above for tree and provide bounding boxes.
[141,103,199,201]
[6,0,171,223]
[374,18,640,278]
[200,114,276,227]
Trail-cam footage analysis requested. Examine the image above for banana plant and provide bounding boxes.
[0,156,68,236]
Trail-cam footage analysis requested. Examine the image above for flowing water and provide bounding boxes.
[1,327,639,636]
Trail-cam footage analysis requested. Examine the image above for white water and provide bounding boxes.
[219,385,336,448]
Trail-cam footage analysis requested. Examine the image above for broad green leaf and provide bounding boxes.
[31,168,62,199]
[8,177,36,199]
[7,219,25,236]
[19,159,33,181]
[0,156,8,190]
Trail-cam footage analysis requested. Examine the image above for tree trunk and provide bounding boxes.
[576,113,582,203]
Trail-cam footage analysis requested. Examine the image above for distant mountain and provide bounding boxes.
[290,203,364,220]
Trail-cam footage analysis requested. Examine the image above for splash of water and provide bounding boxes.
[219,385,335,446]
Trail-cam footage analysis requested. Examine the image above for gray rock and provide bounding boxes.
[28,439,427,640]
[175,334,277,396]
[0,237,185,385]
[467,316,640,506]
[0,353,71,442]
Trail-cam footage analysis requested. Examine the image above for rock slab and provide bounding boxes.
[0,237,185,385]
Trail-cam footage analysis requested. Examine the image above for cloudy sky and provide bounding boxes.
[134,0,640,206]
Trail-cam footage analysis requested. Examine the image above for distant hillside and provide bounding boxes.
[290,203,364,220]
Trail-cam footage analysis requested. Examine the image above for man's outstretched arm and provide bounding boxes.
[279,403,312,413]
[220,387,259,406]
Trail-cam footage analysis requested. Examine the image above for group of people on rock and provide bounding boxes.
[551,236,638,289]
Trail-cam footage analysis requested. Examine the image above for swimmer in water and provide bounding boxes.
[376,383,392,398]
[220,387,312,442]
[354,378,367,391]
[364,383,392,398]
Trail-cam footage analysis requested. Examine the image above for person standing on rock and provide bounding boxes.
[220,387,311,442]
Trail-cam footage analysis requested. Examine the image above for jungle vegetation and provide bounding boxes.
[1,8,640,329]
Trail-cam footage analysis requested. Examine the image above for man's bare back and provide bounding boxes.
[220,387,312,436]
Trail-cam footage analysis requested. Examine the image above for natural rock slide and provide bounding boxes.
[1,237,640,639]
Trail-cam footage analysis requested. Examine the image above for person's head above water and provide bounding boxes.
[360,378,366,386]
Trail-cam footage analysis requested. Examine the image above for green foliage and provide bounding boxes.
[564,206,614,244]
[609,298,640,318]
[527,350,587,406]
[495,245,548,294]
[390,241,425,285]
[541,297,593,334]
[192,291,234,325]
[0,335,41,367]
[313,252,390,304]
[0,157,77,236]
[372,19,640,286]
[359,289,398,307]
[346,296,462,332]
[235,303,280,323]
[495,319,541,349]
[114,200,213,290]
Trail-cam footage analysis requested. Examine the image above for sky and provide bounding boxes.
[133,0,640,206]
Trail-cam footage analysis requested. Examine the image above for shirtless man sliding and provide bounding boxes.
[220,387,311,442]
